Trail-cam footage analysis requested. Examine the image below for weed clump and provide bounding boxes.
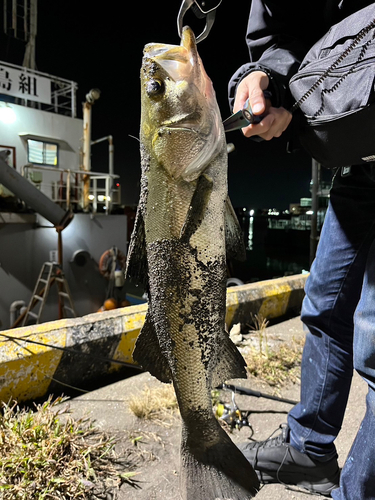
[0,396,136,499]
[128,385,178,425]
[244,314,305,387]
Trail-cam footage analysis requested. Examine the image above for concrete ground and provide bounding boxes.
[61,316,367,500]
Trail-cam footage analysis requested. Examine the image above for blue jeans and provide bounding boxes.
[287,165,375,500]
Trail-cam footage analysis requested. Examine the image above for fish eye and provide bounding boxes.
[147,79,164,96]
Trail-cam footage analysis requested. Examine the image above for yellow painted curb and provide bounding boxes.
[110,305,147,372]
[226,274,308,327]
[0,329,67,402]
[0,274,307,403]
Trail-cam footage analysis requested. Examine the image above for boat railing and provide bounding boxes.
[22,164,121,214]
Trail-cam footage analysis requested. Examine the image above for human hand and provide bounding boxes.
[233,71,292,140]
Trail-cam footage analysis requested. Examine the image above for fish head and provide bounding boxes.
[140,26,224,182]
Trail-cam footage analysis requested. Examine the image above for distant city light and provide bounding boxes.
[268,209,280,216]
[97,195,111,202]
[306,210,314,215]
[249,209,254,216]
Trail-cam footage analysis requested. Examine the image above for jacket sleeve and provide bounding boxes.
[228,0,312,111]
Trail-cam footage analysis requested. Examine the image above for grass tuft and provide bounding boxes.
[0,396,137,499]
[128,385,179,425]
[243,314,305,386]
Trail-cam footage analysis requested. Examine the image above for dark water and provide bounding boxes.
[228,216,311,284]
[125,215,312,304]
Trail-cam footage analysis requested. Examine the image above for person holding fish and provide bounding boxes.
[229,1,375,499]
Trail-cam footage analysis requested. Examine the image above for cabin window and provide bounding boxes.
[27,139,58,166]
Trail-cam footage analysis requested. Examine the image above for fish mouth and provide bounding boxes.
[145,26,196,60]
[144,27,198,81]
[180,26,197,55]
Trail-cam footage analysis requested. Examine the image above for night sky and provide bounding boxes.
[1,1,323,211]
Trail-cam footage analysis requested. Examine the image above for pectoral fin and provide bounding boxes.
[132,312,172,383]
[225,196,246,261]
[125,208,149,288]
[211,329,247,387]
[180,174,213,243]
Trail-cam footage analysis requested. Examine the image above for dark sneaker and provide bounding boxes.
[239,424,340,496]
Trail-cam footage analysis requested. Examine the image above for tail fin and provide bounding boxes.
[180,418,259,499]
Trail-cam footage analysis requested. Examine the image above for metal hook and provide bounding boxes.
[177,0,219,43]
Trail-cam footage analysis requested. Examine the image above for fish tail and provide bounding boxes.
[180,419,259,499]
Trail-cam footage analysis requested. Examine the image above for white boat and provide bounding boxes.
[0,1,134,330]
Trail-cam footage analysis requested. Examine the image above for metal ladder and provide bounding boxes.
[22,262,76,326]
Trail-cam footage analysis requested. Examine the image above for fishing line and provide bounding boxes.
[128,134,140,143]
[7,336,91,395]
[0,334,297,408]
[0,332,142,370]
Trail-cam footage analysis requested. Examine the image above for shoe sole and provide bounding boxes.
[257,470,339,497]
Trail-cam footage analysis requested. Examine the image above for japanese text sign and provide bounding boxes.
[0,64,51,105]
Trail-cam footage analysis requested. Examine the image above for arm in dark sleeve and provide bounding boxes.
[228,0,314,110]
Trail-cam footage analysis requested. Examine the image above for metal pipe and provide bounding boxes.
[90,134,114,176]
[22,0,37,69]
[23,0,27,38]
[81,88,100,212]
[24,163,119,178]
[57,228,63,319]
[71,83,76,118]
[66,170,71,209]
[91,135,112,146]
[92,178,97,214]
[1,59,75,84]
[91,135,115,210]
[105,177,110,214]
[9,300,26,327]
[12,0,16,36]
[82,102,91,212]
[109,136,114,178]
[0,152,73,229]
